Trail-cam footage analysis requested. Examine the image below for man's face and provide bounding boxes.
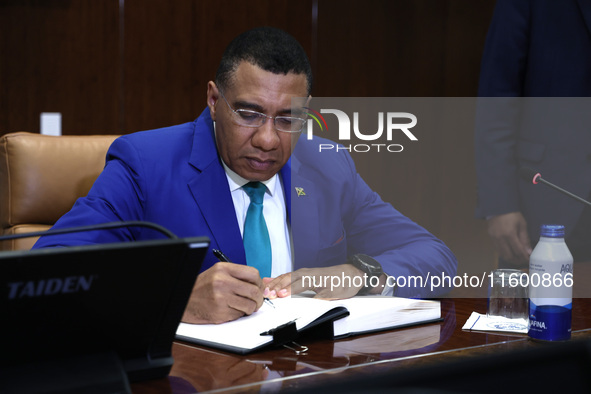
[207,62,309,181]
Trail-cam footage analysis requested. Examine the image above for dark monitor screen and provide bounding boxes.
[0,236,209,391]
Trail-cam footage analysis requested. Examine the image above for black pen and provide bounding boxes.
[212,248,231,263]
[212,248,275,308]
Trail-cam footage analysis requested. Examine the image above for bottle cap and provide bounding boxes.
[540,224,565,238]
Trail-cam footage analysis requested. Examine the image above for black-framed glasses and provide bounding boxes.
[218,89,307,133]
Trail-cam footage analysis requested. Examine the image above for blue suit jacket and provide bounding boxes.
[34,109,457,297]
[475,0,591,241]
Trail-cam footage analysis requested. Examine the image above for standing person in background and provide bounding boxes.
[475,0,591,266]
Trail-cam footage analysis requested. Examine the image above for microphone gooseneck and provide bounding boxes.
[519,167,591,208]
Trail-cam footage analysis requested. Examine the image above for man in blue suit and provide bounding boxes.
[34,27,457,324]
[475,0,591,266]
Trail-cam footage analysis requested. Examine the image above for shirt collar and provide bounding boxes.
[221,160,277,196]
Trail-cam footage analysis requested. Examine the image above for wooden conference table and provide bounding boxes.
[132,264,591,393]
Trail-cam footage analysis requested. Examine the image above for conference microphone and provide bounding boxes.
[0,220,178,242]
[519,167,591,208]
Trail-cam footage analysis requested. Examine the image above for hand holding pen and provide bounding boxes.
[213,249,275,309]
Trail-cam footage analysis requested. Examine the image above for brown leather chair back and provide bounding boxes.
[0,132,118,250]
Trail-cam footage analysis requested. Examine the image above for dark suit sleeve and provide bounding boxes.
[477,0,529,97]
[474,0,530,218]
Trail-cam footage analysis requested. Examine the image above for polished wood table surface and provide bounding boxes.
[133,264,591,393]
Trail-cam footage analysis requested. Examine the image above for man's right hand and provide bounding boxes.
[487,212,532,266]
[181,262,264,324]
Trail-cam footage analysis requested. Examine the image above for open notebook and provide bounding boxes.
[176,296,441,354]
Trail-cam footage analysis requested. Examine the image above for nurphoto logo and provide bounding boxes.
[305,107,418,153]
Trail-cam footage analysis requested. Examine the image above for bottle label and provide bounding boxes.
[528,301,572,341]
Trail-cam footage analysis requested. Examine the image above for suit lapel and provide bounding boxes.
[187,117,246,265]
[280,160,292,220]
[577,0,591,38]
[285,150,321,269]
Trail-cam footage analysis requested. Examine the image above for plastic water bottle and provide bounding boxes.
[528,224,574,341]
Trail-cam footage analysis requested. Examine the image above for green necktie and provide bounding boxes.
[242,182,272,277]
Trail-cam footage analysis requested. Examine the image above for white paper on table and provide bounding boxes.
[462,312,528,334]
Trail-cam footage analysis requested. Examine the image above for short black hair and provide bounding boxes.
[215,26,313,95]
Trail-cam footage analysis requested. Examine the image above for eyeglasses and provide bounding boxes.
[218,89,307,133]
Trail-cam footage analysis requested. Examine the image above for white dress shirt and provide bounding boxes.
[222,162,292,277]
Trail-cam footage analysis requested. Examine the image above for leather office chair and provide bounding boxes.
[0,132,118,251]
